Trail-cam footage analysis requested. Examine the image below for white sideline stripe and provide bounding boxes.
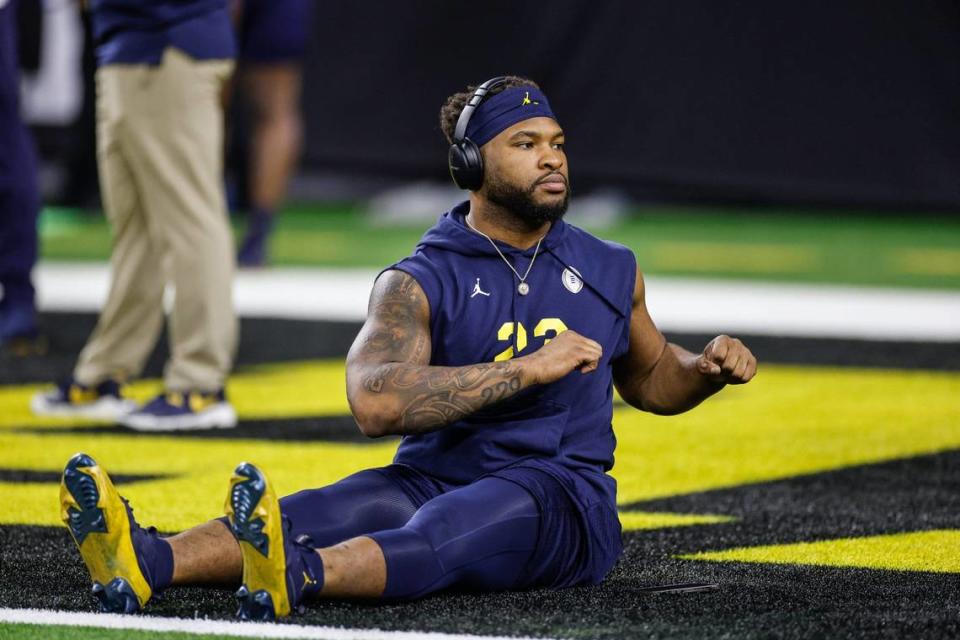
[643,278,960,342]
[0,608,552,640]
[34,263,376,323]
[33,261,960,341]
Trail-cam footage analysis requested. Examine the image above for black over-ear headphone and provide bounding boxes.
[448,76,509,191]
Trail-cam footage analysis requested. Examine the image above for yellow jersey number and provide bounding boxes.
[494,318,568,361]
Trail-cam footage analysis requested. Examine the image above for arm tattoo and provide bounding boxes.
[352,271,529,434]
[383,361,523,431]
[359,272,425,360]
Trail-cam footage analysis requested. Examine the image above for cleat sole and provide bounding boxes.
[235,585,277,621]
[62,454,107,545]
[60,453,152,612]
[226,463,291,618]
[229,464,269,556]
[93,577,142,614]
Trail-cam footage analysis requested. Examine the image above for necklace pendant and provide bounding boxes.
[518,282,530,296]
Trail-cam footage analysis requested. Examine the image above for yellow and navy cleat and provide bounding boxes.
[226,462,320,620]
[226,462,291,619]
[60,453,154,613]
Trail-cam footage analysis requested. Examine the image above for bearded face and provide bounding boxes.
[483,164,570,230]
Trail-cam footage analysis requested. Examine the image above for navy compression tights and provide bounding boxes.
[279,466,541,600]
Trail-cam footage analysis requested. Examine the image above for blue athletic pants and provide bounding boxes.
[279,465,545,599]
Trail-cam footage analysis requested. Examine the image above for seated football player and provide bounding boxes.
[60,75,757,620]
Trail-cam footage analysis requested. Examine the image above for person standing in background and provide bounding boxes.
[233,0,311,267]
[31,0,239,431]
[0,0,43,356]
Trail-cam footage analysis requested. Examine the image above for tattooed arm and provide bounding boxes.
[345,270,603,437]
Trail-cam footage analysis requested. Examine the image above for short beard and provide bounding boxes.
[484,172,570,231]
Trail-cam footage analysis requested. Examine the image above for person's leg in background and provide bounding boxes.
[31,60,169,420]
[0,0,42,355]
[234,0,310,267]
[116,47,238,431]
[0,137,41,353]
[71,64,167,390]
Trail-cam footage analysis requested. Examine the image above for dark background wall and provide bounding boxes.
[299,0,960,210]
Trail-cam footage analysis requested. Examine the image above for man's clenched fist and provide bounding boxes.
[695,335,757,385]
[524,329,603,385]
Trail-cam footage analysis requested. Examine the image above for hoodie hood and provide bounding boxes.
[415,201,632,317]
[416,201,569,257]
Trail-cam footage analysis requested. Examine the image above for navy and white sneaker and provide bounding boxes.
[31,378,136,421]
[119,389,237,431]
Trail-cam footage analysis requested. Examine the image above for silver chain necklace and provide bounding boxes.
[465,215,544,296]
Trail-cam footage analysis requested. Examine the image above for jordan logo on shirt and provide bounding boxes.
[471,278,491,298]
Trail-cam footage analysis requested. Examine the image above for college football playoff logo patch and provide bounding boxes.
[562,267,583,293]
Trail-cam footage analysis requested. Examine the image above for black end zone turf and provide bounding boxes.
[14,415,389,444]
[0,469,167,484]
[3,451,958,638]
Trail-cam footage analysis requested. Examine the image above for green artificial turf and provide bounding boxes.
[38,203,960,289]
[0,623,243,640]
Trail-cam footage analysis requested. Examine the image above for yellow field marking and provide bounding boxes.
[679,530,960,573]
[0,360,350,429]
[2,364,959,533]
[229,360,350,418]
[619,512,735,530]
[650,242,817,273]
[611,366,960,505]
[892,248,960,276]
[1,432,395,530]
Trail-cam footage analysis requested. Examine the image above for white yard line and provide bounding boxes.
[0,607,553,640]
[33,262,960,341]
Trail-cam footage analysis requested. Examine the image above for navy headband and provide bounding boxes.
[465,86,556,147]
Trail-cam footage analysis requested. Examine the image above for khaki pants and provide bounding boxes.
[75,48,237,392]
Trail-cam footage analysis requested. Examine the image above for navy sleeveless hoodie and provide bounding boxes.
[387,201,636,511]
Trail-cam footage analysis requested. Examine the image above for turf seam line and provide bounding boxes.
[0,608,558,640]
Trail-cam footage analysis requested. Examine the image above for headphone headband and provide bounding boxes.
[453,76,510,143]
[448,76,510,191]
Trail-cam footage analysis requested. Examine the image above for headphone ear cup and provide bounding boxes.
[448,143,471,190]
[461,140,484,191]
[448,139,483,191]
